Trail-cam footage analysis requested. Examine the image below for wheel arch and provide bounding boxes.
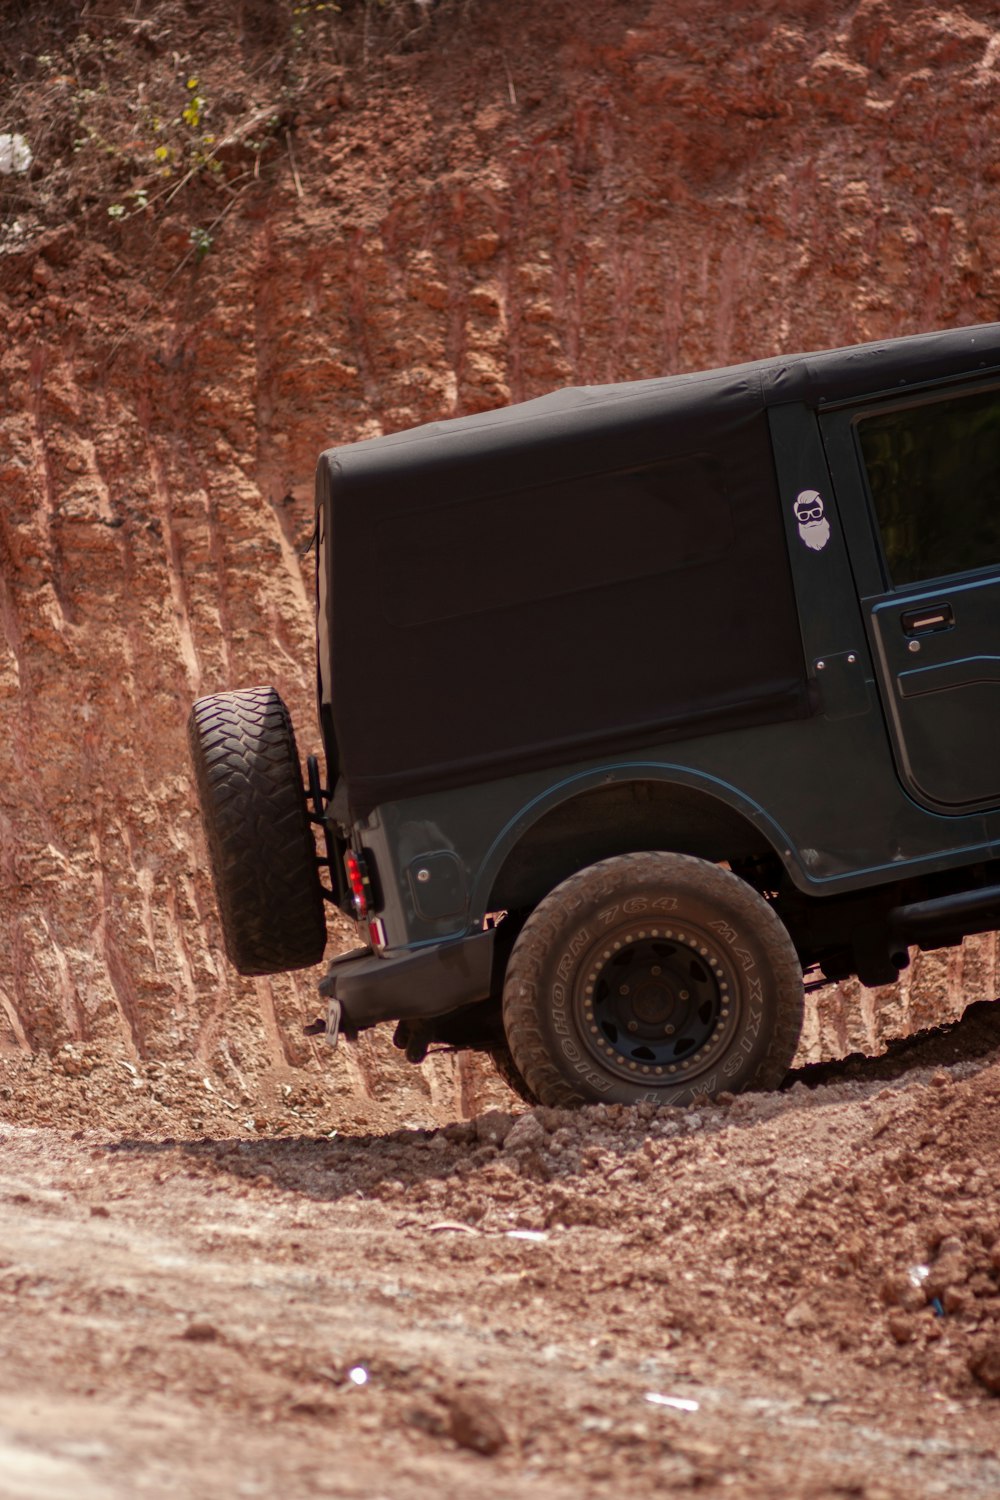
[473,765,795,919]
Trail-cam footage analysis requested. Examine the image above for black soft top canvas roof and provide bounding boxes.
[316,324,1000,813]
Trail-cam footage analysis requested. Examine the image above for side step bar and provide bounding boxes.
[890,882,1000,942]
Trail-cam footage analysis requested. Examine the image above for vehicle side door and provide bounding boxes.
[821,379,1000,812]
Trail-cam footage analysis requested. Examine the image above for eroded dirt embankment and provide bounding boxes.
[3,1,1000,1121]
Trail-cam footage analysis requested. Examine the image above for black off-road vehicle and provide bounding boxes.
[190,323,1000,1108]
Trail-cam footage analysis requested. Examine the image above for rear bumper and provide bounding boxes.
[318,928,496,1034]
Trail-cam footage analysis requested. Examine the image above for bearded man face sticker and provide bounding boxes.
[793,489,831,552]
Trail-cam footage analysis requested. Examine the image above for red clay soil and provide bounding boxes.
[1,1,1000,1494]
[2,1031,1000,1498]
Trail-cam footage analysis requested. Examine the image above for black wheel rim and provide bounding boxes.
[573,922,741,1085]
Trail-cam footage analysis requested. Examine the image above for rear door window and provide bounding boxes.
[857,385,1000,587]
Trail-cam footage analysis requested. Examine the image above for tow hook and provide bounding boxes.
[303,996,342,1049]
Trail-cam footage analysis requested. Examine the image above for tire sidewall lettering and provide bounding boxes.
[600,895,678,925]
[709,919,738,945]
[556,925,591,982]
[549,963,615,1092]
[549,998,613,1091]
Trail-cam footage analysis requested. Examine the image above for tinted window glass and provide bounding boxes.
[858,387,1000,586]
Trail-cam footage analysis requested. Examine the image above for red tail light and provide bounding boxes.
[347,858,371,912]
[344,850,369,918]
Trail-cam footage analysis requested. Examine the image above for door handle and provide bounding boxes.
[900,603,954,636]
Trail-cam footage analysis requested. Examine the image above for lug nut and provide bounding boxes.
[651,965,662,976]
[627,1020,639,1033]
[619,984,630,996]
[679,989,689,1001]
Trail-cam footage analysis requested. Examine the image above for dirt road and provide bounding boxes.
[2,1008,999,1499]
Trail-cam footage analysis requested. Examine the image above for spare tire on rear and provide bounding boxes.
[188,686,327,975]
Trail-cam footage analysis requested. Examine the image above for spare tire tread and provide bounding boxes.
[188,686,327,976]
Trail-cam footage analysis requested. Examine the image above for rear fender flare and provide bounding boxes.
[470,762,799,919]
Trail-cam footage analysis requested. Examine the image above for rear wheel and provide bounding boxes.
[188,686,327,975]
[502,851,803,1108]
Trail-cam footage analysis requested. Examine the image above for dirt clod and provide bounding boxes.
[503,1113,549,1154]
[784,1300,820,1331]
[181,1321,222,1343]
[969,1341,1000,1395]
[444,1391,508,1456]
[887,1312,916,1345]
[476,1110,514,1146]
